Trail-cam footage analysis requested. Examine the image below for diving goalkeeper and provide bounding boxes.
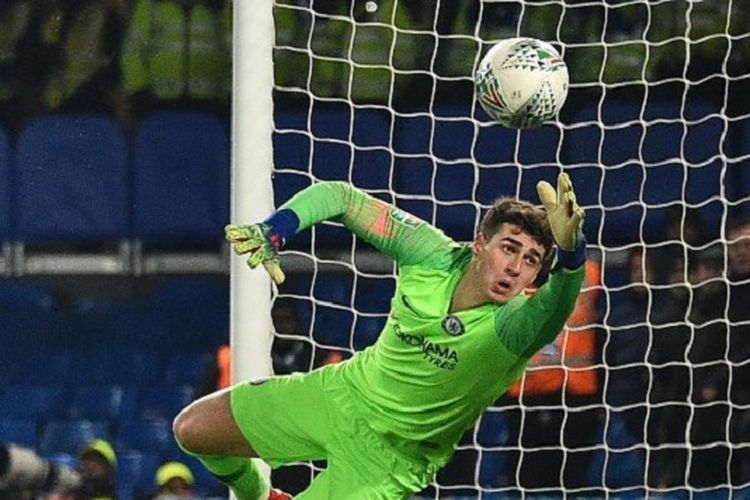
[173,173,586,500]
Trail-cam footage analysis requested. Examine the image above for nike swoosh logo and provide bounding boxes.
[402,294,419,315]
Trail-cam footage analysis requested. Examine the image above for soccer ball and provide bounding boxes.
[474,38,568,129]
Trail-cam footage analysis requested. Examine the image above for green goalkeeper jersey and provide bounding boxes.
[282,181,585,467]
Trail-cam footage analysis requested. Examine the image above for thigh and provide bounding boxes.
[295,459,411,500]
[230,369,333,467]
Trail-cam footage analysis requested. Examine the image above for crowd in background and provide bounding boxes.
[0,0,749,497]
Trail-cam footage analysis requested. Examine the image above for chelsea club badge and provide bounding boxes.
[442,315,465,336]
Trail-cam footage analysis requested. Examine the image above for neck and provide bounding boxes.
[451,261,487,313]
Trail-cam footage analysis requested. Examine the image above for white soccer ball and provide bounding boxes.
[474,38,569,129]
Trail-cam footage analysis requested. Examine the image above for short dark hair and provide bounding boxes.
[479,197,554,259]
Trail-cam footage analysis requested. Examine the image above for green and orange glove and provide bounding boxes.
[225,223,286,284]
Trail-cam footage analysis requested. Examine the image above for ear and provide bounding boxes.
[472,232,487,255]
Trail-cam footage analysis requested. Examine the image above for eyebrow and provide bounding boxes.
[500,237,543,260]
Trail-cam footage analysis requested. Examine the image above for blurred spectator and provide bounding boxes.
[42,0,130,116]
[686,247,730,487]
[0,0,129,133]
[605,247,651,440]
[120,0,232,127]
[195,301,309,398]
[0,1,33,132]
[72,439,116,500]
[153,461,195,499]
[503,259,603,492]
[0,442,80,498]
[727,218,750,483]
[646,251,691,488]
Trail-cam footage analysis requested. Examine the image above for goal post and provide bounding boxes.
[238,0,750,496]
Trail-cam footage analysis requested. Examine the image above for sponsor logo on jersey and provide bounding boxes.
[389,208,421,228]
[442,315,465,336]
[394,323,458,370]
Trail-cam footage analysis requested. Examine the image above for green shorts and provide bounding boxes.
[230,365,437,500]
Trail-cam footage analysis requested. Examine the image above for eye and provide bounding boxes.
[501,244,516,254]
[524,255,540,267]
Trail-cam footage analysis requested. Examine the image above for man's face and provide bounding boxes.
[472,223,545,304]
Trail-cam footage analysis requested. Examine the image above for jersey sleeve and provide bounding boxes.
[497,265,586,358]
[281,181,458,267]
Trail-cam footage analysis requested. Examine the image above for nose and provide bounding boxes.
[505,254,522,276]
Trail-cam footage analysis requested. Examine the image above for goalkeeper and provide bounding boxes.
[173,173,586,500]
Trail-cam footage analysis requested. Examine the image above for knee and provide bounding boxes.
[172,404,200,454]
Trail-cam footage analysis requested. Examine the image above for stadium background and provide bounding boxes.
[0,0,749,498]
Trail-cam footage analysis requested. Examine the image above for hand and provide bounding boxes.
[536,172,585,252]
[225,223,286,284]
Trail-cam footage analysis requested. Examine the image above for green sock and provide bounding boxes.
[186,452,270,500]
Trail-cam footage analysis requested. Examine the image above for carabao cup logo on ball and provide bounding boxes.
[475,37,568,129]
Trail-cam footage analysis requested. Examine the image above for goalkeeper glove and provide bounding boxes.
[536,172,585,252]
[225,223,286,284]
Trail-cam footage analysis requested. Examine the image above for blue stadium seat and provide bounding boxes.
[0,385,68,420]
[433,117,474,161]
[0,419,37,448]
[11,351,81,385]
[132,111,229,243]
[140,384,195,421]
[68,385,138,422]
[517,125,561,166]
[477,411,509,447]
[353,276,395,314]
[116,450,160,495]
[313,305,354,348]
[38,419,110,456]
[162,352,213,386]
[313,273,353,307]
[473,124,517,167]
[147,278,229,351]
[0,125,10,241]
[13,114,129,243]
[479,451,510,488]
[84,350,162,386]
[116,418,174,456]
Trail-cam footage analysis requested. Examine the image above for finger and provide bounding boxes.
[568,205,585,232]
[233,240,258,255]
[556,172,571,205]
[566,190,576,217]
[225,225,250,241]
[263,261,286,285]
[536,181,557,210]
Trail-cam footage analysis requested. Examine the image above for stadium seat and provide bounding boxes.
[0,385,68,421]
[478,451,510,488]
[116,450,160,496]
[116,418,175,456]
[13,114,130,273]
[162,352,213,386]
[477,411,510,447]
[132,111,229,244]
[313,272,353,307]
[139,384,195,421]
[38,419,110,456]
[83,349,162,386]
[0,124,10,247]
[0,419,37,448]
[68,385,138,422]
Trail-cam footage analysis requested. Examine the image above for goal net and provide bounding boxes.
[265,0,750,496]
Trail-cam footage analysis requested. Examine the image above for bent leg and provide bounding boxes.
[173,387,269,500]
[173,387,255,457]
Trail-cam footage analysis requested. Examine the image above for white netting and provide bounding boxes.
[267,0,750,496]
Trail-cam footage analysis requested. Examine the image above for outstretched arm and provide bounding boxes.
[226,181,457,283]
[499,173,588,356]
